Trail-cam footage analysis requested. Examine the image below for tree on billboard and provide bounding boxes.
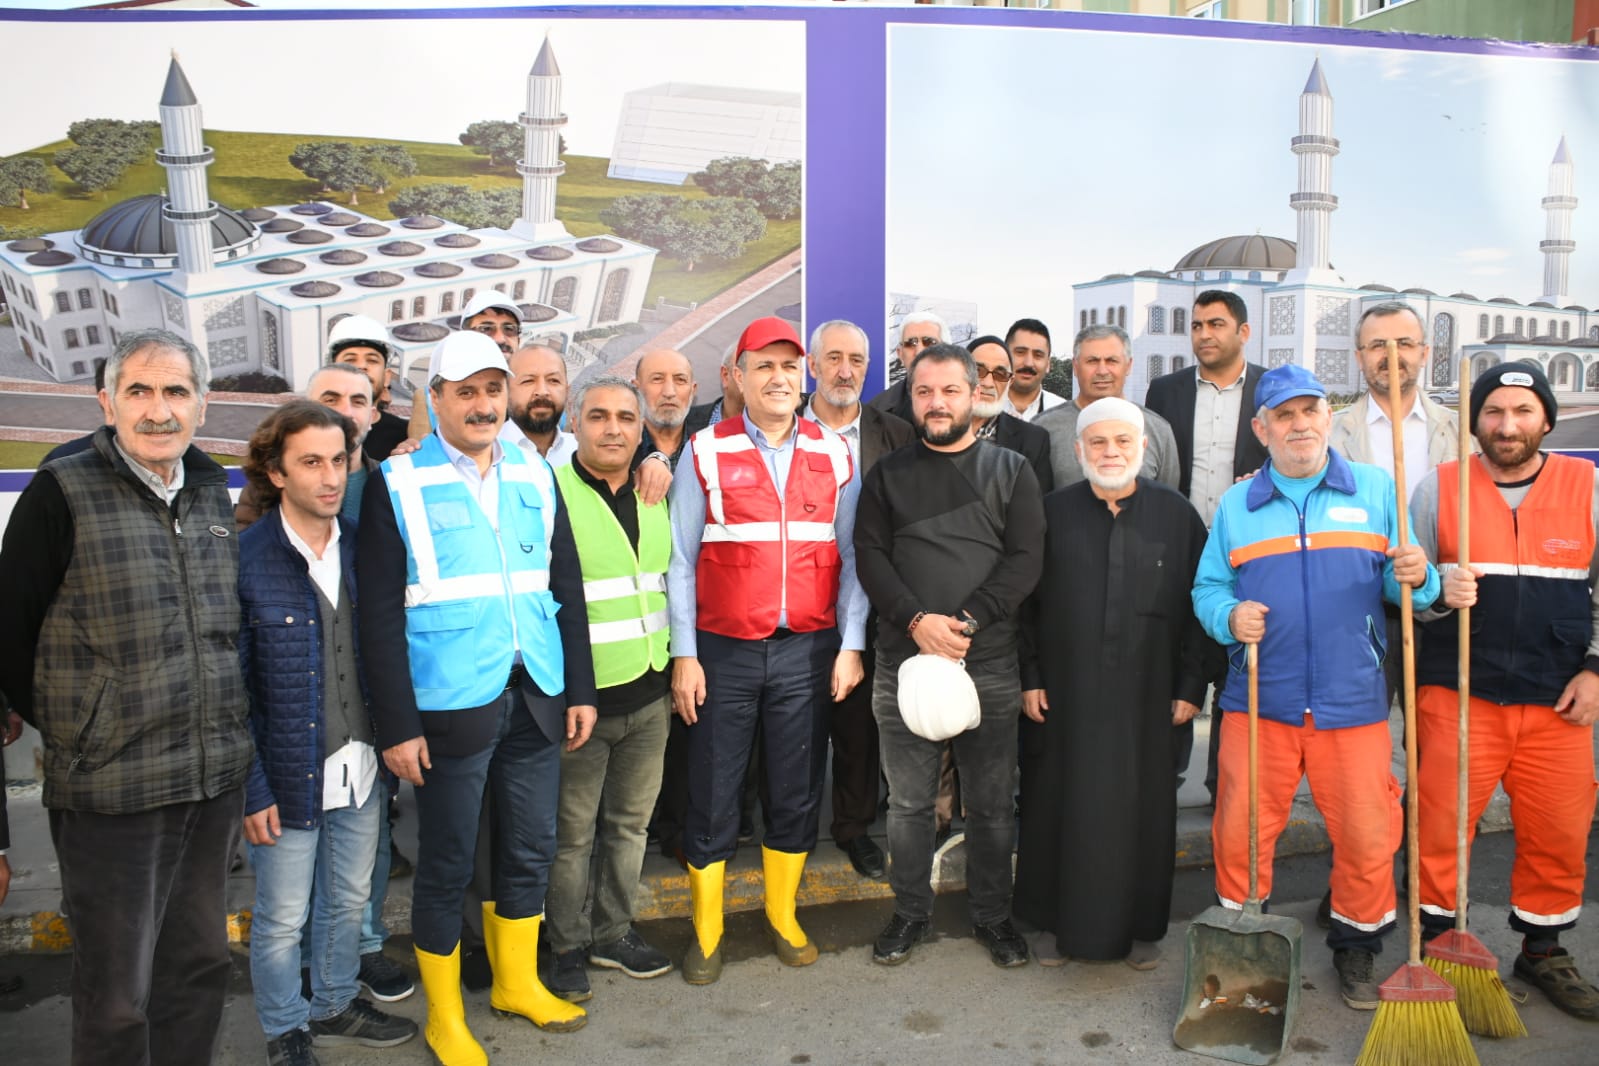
[53,147,129,198]
[459,121,523,170]
[602,193,765,271]
[66,119,160,164]
[389,184,519,229]
[290,142,416,205]
[0,157,53,210]
[692,157,802,219]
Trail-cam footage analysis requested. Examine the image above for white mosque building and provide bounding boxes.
[0,38,656,392]
[1074,59,1598,404]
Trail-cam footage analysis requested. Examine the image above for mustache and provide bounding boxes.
[135,418,181,434]
[464,412,500,426]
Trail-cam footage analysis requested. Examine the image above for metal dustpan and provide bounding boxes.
[1175,644,1302,1065]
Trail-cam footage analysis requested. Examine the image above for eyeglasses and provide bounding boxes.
[899,335,939,349]
[975,365,1013,383]
[1358,338,1423,355]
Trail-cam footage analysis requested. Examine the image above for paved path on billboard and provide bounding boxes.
[605,251,803,387]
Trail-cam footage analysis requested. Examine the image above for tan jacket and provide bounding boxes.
[1328,389,1475,471]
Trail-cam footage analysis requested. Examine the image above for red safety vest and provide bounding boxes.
[692,417,853,640]
[1419,451,1595,705]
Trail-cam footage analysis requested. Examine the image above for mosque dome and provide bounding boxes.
[576,238,622,254]
[346,223,390,238]
[436,233,481,249]
[1173,234,1297,272]
[528,244,573,260]
[77,194,256,264]
[521,303,559,323]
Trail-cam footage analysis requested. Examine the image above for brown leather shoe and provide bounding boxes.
[1515,948,1599,1021]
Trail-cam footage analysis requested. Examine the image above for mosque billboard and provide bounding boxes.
[0,2,1597,508]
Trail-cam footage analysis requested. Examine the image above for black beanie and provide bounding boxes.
[1469,360,1557,432]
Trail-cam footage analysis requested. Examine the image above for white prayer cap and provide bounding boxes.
[1076,397,1145,438]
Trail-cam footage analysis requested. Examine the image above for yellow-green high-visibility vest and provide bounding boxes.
[554,462,671,688]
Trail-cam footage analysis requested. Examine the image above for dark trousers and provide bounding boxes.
[50,787,243,1066]
[410,688,559,955]
[874,657,1021,925]
[684,628,838,866]
[829,640,881,845]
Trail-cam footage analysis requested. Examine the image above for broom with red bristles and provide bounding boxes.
[1354,342,1479,1066]
[1421,356,1527,1038]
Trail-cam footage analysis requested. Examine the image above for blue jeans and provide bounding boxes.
[359,794,394,954]
[410,688,560,955]
[249,784,382,1038]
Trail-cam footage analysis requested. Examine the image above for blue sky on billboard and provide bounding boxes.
[0,15,805,157]
[886,22,1599,333]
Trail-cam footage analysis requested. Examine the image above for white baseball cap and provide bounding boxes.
[897,655,980,741]
[461,290,522,324]
[431,330,508,383]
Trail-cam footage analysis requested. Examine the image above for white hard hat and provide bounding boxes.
[897,655,980,741]
[461,290,523,325]
[327,314,395,364]
[432,330,508,383]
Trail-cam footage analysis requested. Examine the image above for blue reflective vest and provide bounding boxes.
[383,435,564,709]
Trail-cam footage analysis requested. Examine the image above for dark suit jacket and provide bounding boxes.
[1,733,9,852]
[865,380,912,424]
[684,399,722,441]
[857,404,915,473]
[991,413,1055,495]
[1144,363,1268,499]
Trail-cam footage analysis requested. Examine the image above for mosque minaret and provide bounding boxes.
[1286,57,1340,285]
[156,55,218,277]
[514,35,572,242]
[1541,135,1577,305]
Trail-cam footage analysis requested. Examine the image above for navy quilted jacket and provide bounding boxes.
[239,510,373,827]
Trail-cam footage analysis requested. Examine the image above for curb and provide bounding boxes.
[1,793,1515,956]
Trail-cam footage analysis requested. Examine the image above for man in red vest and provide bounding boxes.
[1413,360,1599,1021]
[666,317,867,985]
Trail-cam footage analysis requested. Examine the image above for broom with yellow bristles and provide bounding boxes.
[1354,342,1479,1066]
[1421,357,1527,1038]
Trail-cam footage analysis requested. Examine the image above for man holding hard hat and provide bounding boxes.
[855,341,1044,969]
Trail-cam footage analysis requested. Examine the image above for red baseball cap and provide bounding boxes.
[736,316,803,358]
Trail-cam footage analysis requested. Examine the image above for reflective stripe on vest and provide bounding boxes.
[384,437,565,707]
[1421,451,1595,705]
[553,461,671,688]
[690,418,853,639]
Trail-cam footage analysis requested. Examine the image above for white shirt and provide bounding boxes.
[498,419,575,468]
[1189,366,1248,528]
[801,399,862,460]
[279,511,376,812]
[1002,388,1067,423]
[1364,395,1434,502]
[441,434,505,524]
[113,438,185,505]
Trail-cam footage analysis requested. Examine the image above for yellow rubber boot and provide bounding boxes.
[762,846,819,966]
[481,903,587,1033]
[683,860,726,984]
[413,943,488,1066]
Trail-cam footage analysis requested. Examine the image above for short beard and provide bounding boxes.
[919,414,972,447]
[971,398,1004,420]
[514,404,560,436]
[818,383,861,409]
[1480,431,1542,470]
[1082,443,1144,493]
[646,406,687,430]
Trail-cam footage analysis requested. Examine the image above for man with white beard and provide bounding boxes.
[801,321,914,880]
[1016,397,1217,969]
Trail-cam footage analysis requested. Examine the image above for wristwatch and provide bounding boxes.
[960,612,980,638]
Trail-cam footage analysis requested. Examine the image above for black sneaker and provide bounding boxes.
[358,950,414,1002]
[267,1028,319,1066]
[548,948,592,1002]
[308,997,418,1048]
[873,914,931,966]
[589,929,673,978]
[973,920,1030,968]
[1333,948,1380,1010]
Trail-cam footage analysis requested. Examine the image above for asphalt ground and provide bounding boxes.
[3,828,1597,1065]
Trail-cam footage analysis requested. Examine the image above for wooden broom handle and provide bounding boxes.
[1455,356,1472,930]
[1386,340,1423,964]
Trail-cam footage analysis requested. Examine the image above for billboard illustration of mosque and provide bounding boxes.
[0,15,804,401]
[884,23,1599,403]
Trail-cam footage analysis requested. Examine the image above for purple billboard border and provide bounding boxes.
[1,4,1594,407]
